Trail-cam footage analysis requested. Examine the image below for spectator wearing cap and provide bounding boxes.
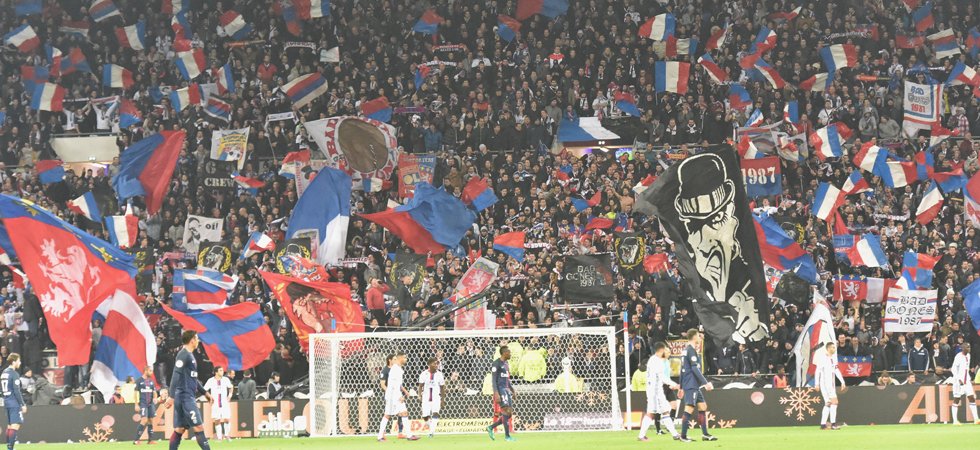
[267,372,284,400]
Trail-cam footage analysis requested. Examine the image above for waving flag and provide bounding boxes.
[744,109,764,128]
[946,61,979,88]
[833,275,868,302]
[493,231,526,262]
[36,160,65,184]
[793,293,836,386]
[841,170,871,195]
[105,205,138,249]
[737,135,763,159]
[119,98,142,129]
[639,13,676,41]
[172,269,237,311]
[360,96,392,122]
[881,158,919,188]
[846,234,888,268]
[241,232,276,260]
[497,14,521,42]
[654,61,690,94]
[113,131,186,215]
[67,192,104,223]
[752,26,777,54]
[31,83,66,112]
[915,181,943,224]
[964,279,980,334]
[214,63,235,94]
[901,251,938,288]
[753,213,817,284]
[783,100,799,125]
[169,84,202,112]
[964,172,980,228]
[412,9,443,34]
[820,44,858,72]
[361,183,477,254]
[171,12,190,39]
[90,0,121,22]
[633,174,656,195]
[664,37,698,58]
[283,72,328,109]
[800,72,835,92]
[20,65,48,95]
[516,0,569,20]
[59,47,91,75]
[967,27,980,59]
[102,64,134,89]
[853,140,887,173]
[260,271,362,351]
[811,182,844,221]
[116,21,146,51]
[912,3,933,32]
[204,96,232,122]
[769,6,801,22]
[926,28,960,59]
[728,84,752,109]
[414,65,430,90]
[232,173,263,194]
[60,20,91,38]
[754,59,787,89]
[0,195,136,365]
[586,216,614,230]
[174,41,205,80]
[896,32,926,49]
[705,22,728,50]
[4,24,40,53]
[218,10,252,39]
[163,302,274,370]
[294,0,330,18]
[613,91,641,117]
[461,177,498,212]
[162,0,187,14]
[90,289,157,401]
[809,123,852,160]
[287,167,351,265]
[698,54,728,84]
[279,149,311,179]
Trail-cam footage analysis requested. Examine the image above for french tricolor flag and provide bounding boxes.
[102,64,134,89]
[768,6,801,22]
[68,191,104,222]
[4,24,40,53]
[912,3,933,32]
[90,289,157,403]
[853,140,887,173]
[728,84,752,109]
[638,13,676,41]
[218,10,252,39]
[59,20,90,38]
[174,40,205,80]
[800,72,834,92]
[881,159,919,188]
[664,37,698,58]
[915,181,943,225]
[461,176,498,212]
[754,59,786,89]
[744,109,764,128]
[214,63,235,94]
[632,174,656,194]
[204,96,232,122]
[233,173,264,194]
[279,149,311,179]
[173,269,238,311]
[946,61,979,87]
[927,28,960,60]
[846,234,888,268]
[841,170,871,195]
[31,83,66,112]
[241,232,275,260]
[45,44,63,76]
[819,44,858,72]
[809,122,852,160]
[752,26,777,54]
[737,135,764,159]
[295,0,330,19]
[705,22,728,51]
[105,205,138,249]
[783,100,799,124]
[360,96,392,122]
[116,21,146,51]
[283,72,329,109]
[171,12,190,39]
[697,54,728,84]
[161,0,187,14]
[89,0,121,23]
[654,61,690,94]
[169,83,202,112]
[811,182,844,221]
[613,91,640,117]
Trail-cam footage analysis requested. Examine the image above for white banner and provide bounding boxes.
[210,128,250,169]
[182,215,223,254]
[902,81,942,137]
[883,288,937,332]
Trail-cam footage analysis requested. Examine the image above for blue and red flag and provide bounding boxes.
[59,47,91,75]
[360,183,477,254]
[741,156,781,197]
[15,0,41,16]
[20,65,49,93]
[0,195,136,365]
[614,91,641,117]
[283,72,329,109]
[119,98,142,129]
[412,9,443,35]
[360,96,392,123]
[204,96,233,122]
[586,216,614,230]
[173,268,237,311]
[112,131,186,215]
[753,213,817,284]
[516,0,569,21]
[36,159,65,184]
[901,251,938,288]
[493,231,526,262]
[912,3,933,32]
[964,278,980,335]
[728,84,752,109]
[162,302,275,370]
[967,27,980,59]
[414,65,430,90]
[461,176,498,212]
[497,15,521,42]
[91,289,156,401]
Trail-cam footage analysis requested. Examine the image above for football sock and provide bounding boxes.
[969,403,978,421]
[430,415,438,434]
[223,423,231,438]
[698,411,708,435]
[681,412,691,437]
[378,417,389,439]
[215,424,223,440]
[662,416,678,436]
[194,431,210,450]
[135,424,145,442]
[400,416,412,437]
[638,415,651,438]
[821,405,830,425]
[169,432,181,450]
[829,405,837,424]
[502,414,511,438]
[653,413,662,432]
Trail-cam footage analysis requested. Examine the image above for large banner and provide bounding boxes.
[634,145,770,345]
[612,232,645,272]
[884,288,937,332]
[903,81,942,137]
[397,153,437,198]
[182,215,223,254]
[210,128,250,169]
[453,257,499,330]
[260,271,362,351]
[740,156,782,198]
[197,240,236,272]
[201,159,236,193]
[390,252,427,295]
[560,254,615,303]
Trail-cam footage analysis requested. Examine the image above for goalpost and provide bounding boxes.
[309,327,621,437]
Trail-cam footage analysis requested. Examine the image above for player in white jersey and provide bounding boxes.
[203,367,234,441]
[417,357,445,438]
[638,342,680,441]
[377,352,419,441]
[814,343,846,430]
[949,343,979,425]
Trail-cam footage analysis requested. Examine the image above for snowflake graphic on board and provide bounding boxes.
[685,411,738,429]
[778,387,821,421]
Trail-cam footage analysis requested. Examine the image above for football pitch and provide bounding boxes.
[16,425,977,450]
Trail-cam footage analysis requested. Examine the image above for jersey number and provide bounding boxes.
[190,411,198,423]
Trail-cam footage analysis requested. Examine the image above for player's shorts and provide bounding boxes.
[682,388,705,406]
[384,396,407,416]
[663,385,677,402]
[497,391,514,408]
[421,400,440,417]
[5,406,22,425]
[173,398,204,429]
[140,403,156,419]
[819,382,837,402]
[211,405,231,420]
[646,390,670,414]
[953,382,976,398]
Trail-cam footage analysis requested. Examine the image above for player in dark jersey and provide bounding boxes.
[487,345,515,442]
[679,329,716,442]
[2,354,25,450]
[165,330,212,450]
[378,354,405,437]
[134,365,160,444]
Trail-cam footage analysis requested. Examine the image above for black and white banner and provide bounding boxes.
[182,215,223,254]
[634,145,770,345]
[613,232,645,271]
[560,255,614,303]
[390,252,427,295]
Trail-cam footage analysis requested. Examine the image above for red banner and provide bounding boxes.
[397,153,436,198]
[259,271,363,352]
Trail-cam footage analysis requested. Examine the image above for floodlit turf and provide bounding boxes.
[16,425,979,450]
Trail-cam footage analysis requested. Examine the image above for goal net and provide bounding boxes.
[309,327,620,437]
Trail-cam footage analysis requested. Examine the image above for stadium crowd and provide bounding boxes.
[0,0,979,402]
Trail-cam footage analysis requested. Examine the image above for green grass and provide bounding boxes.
[16,425,979,450]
